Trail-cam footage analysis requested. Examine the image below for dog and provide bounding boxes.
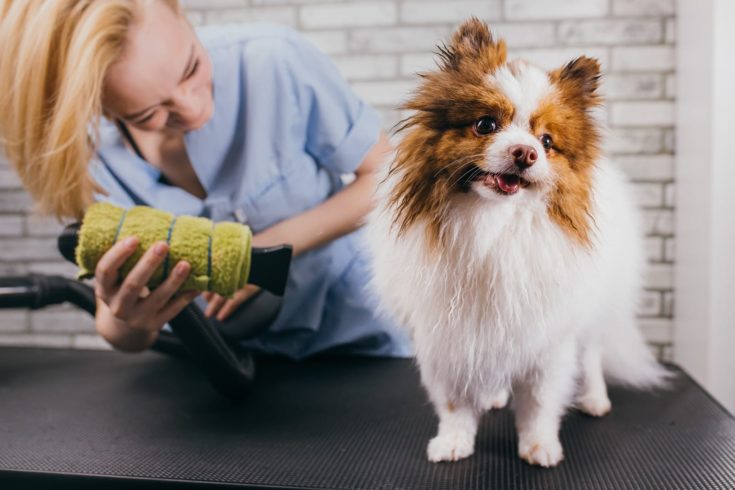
[365,18,669,467]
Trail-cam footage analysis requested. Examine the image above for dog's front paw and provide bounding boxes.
[577,392,612,417]
[427,431,475,462]
[518,437,564,467]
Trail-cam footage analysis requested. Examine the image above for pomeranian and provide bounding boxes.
[366,18,668,467]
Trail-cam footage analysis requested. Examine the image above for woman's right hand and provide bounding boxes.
[93,236,200,352]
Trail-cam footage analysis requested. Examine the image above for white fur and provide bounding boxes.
[364,61,668,466]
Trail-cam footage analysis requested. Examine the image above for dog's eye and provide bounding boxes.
[541,134,553,150]
[474,117,497,135]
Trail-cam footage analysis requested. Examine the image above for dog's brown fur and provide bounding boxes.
[387,18,602,250]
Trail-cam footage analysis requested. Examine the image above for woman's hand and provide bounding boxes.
[94,236,200,351]
[202,284,261,322]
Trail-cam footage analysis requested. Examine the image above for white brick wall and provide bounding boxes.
[0,0,677,360]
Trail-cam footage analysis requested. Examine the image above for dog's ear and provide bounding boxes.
[551,56,602,106]
[438,17,506,71]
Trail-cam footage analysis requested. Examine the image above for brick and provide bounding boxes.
[253,0,336,4]
[400,1,500,24]
[0,215,23,237]
[664,238,676,262]
[301,2,397,29]
[351,80,416,107]
[205,7,297,26]
[662,291,674,317]
[615,155,674,180]
[27,261,79,277]
[663,129,675,153]
[638,318,673,344]
[0,190,32,213]
[181,0,245,8]
[0,311,28,333]
[658,344,674,362]
[612,0,675,16]
[349,26,450,53]
[664,183,675,208]
[25,213,66,237]
[30,308,95,334]
[303,31,348,55]
[0,262,28,275]
[645,236,664,262]
[642,209,675,236]
[602,73,663,100]
[509,46,609,71]
[633,182,664,208]
[0,334,73,348]
[665,18,676,44]
[638,290,662,316]
[400,53,437,76]
[376,108,403,132]
[2,239,58,261]
[610,101,675,126]
[0,168,22,190]
[73,334,112,351]
[646,264,674,289]
[333,54,398,80]
[558,19,662,46]
[491,23,556,49]
[505,0,608,20]
[612,46,675,71]
[665,73,676,98]
[606,128,662,154]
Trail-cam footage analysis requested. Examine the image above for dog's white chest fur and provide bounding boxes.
[368,185,595,404]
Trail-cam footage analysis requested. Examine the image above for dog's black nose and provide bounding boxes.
[509,145,537,169]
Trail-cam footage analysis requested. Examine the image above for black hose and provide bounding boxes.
[0,274,255,401]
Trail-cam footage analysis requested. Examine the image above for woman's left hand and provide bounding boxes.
[202,230,272,321]
[202,284,261,322]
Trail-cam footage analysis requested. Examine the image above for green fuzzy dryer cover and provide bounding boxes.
[75,202,252,299]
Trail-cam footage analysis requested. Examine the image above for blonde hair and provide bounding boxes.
[0,0,179,222]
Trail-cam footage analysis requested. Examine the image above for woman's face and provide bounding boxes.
[103,0,213,133]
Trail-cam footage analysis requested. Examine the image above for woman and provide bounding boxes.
[0,0,410,359]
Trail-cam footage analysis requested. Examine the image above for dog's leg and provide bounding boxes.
[480,388,510,411]
[576,343,611,417]
[426,398,479,463]
[513,339,577,468]
[422,371,479,462]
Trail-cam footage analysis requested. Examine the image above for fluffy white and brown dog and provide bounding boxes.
[365,19,668,467]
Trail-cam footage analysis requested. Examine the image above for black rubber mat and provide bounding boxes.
[0,347,733,489]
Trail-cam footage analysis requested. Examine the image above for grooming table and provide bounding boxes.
[0,347,733,489]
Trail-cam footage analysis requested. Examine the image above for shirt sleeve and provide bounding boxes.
[283,34,382,175]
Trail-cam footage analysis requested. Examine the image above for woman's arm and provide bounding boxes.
[252,130,392,256]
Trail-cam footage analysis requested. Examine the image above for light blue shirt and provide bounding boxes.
[90,24,411,359]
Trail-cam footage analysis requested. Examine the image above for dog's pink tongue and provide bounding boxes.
[496,174,520,194]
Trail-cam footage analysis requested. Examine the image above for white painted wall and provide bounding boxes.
[675,0,735,413]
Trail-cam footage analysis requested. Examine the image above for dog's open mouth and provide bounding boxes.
[469,167,531,195]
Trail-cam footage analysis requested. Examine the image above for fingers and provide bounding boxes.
[215,285,260,322]
[144,260,192,314]
[108,241,168,320]
[215,299,237,322]
[205,293,226,318]
[94,236,139,302]
[154,290,200,326]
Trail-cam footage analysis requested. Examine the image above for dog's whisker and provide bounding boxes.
[432,153,488,180]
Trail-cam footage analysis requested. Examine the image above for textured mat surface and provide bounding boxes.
[0,347,733,489]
